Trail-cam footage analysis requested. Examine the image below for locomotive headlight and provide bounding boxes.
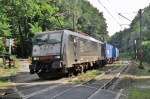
[54,56,60,59]
[33,57,39,60]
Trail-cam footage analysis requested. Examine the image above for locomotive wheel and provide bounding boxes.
[73,70,79,76]
[66,68,74,77]
[29,70,34,74]
[67,70,74,77]
[73,66,82,76]
[83,65,87,73]
[73,67,78,76]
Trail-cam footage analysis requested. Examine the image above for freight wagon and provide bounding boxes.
[103,43,113,64]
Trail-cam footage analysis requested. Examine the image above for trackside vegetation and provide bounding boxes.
[128,88,150,99]
[142,41,150,63]
[0,0,108,58]
[68,70,102,83]
[110,5,150,63]
[68,61,125,83]
[127,61,150,99]
[0,59,19,88]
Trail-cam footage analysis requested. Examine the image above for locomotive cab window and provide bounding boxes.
[32,32,63,57]
[48,33,62,44]
[33,34,48,44]
[33,32,62,45]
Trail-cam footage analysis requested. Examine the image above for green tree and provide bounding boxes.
[56,0,108,40]
[0,0,108,57]
[0,0,64,57]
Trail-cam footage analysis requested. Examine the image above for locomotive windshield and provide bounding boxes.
[33,33,62,44]
[32,32,62,56]
[48,33,62,44]
[33,34,48,44]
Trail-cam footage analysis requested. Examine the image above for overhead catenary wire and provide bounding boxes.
[118,11,138,14]
[105,0,131,32]
[97,0,121,27]
[105,0,119,15]
[105,0,124,28]
[118,13,132,22]
[105,0,138,16]
[104,0,131,31]
[105,0,138,29]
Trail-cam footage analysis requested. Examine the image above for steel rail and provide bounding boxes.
[87,65,128,99]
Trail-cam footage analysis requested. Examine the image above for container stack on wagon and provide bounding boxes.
[104,43,119,64]
[103,43,113,64]
[115,48,119,60]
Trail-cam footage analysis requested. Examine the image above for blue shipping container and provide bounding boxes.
[112,46,116,58]
[112,47,119,58]
[116,48,119,57]
[105,43,113,58]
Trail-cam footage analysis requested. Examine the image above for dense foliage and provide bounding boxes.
[142,41,150,63]
[110,5,150,63]
[56,0,108,39]
[0,0,108,57]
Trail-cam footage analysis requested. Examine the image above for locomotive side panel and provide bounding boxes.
[98,43,105,60]
[65,34,79,67]
[78,38,99,63]
[64,30,103,66]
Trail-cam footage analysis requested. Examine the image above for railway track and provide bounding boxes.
[49,64,128,99]
[87,65,128,99]
[2,61,129,99]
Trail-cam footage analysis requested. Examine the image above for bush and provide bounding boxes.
[142,41,150,63]
[120,51,132,59]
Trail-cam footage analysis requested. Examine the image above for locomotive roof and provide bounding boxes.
[35,30,104,44]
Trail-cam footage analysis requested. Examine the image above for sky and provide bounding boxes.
[88,0,150,36]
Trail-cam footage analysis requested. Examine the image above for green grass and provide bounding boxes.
[107,60,126,67]
[127,61,150,99]
[0,59,20,88]
[134,61,150,76]
[68,70,102,83]
[68,60,126,83]
[0,67,18,88]
[128,88,150,99]
[0,77,11,88]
